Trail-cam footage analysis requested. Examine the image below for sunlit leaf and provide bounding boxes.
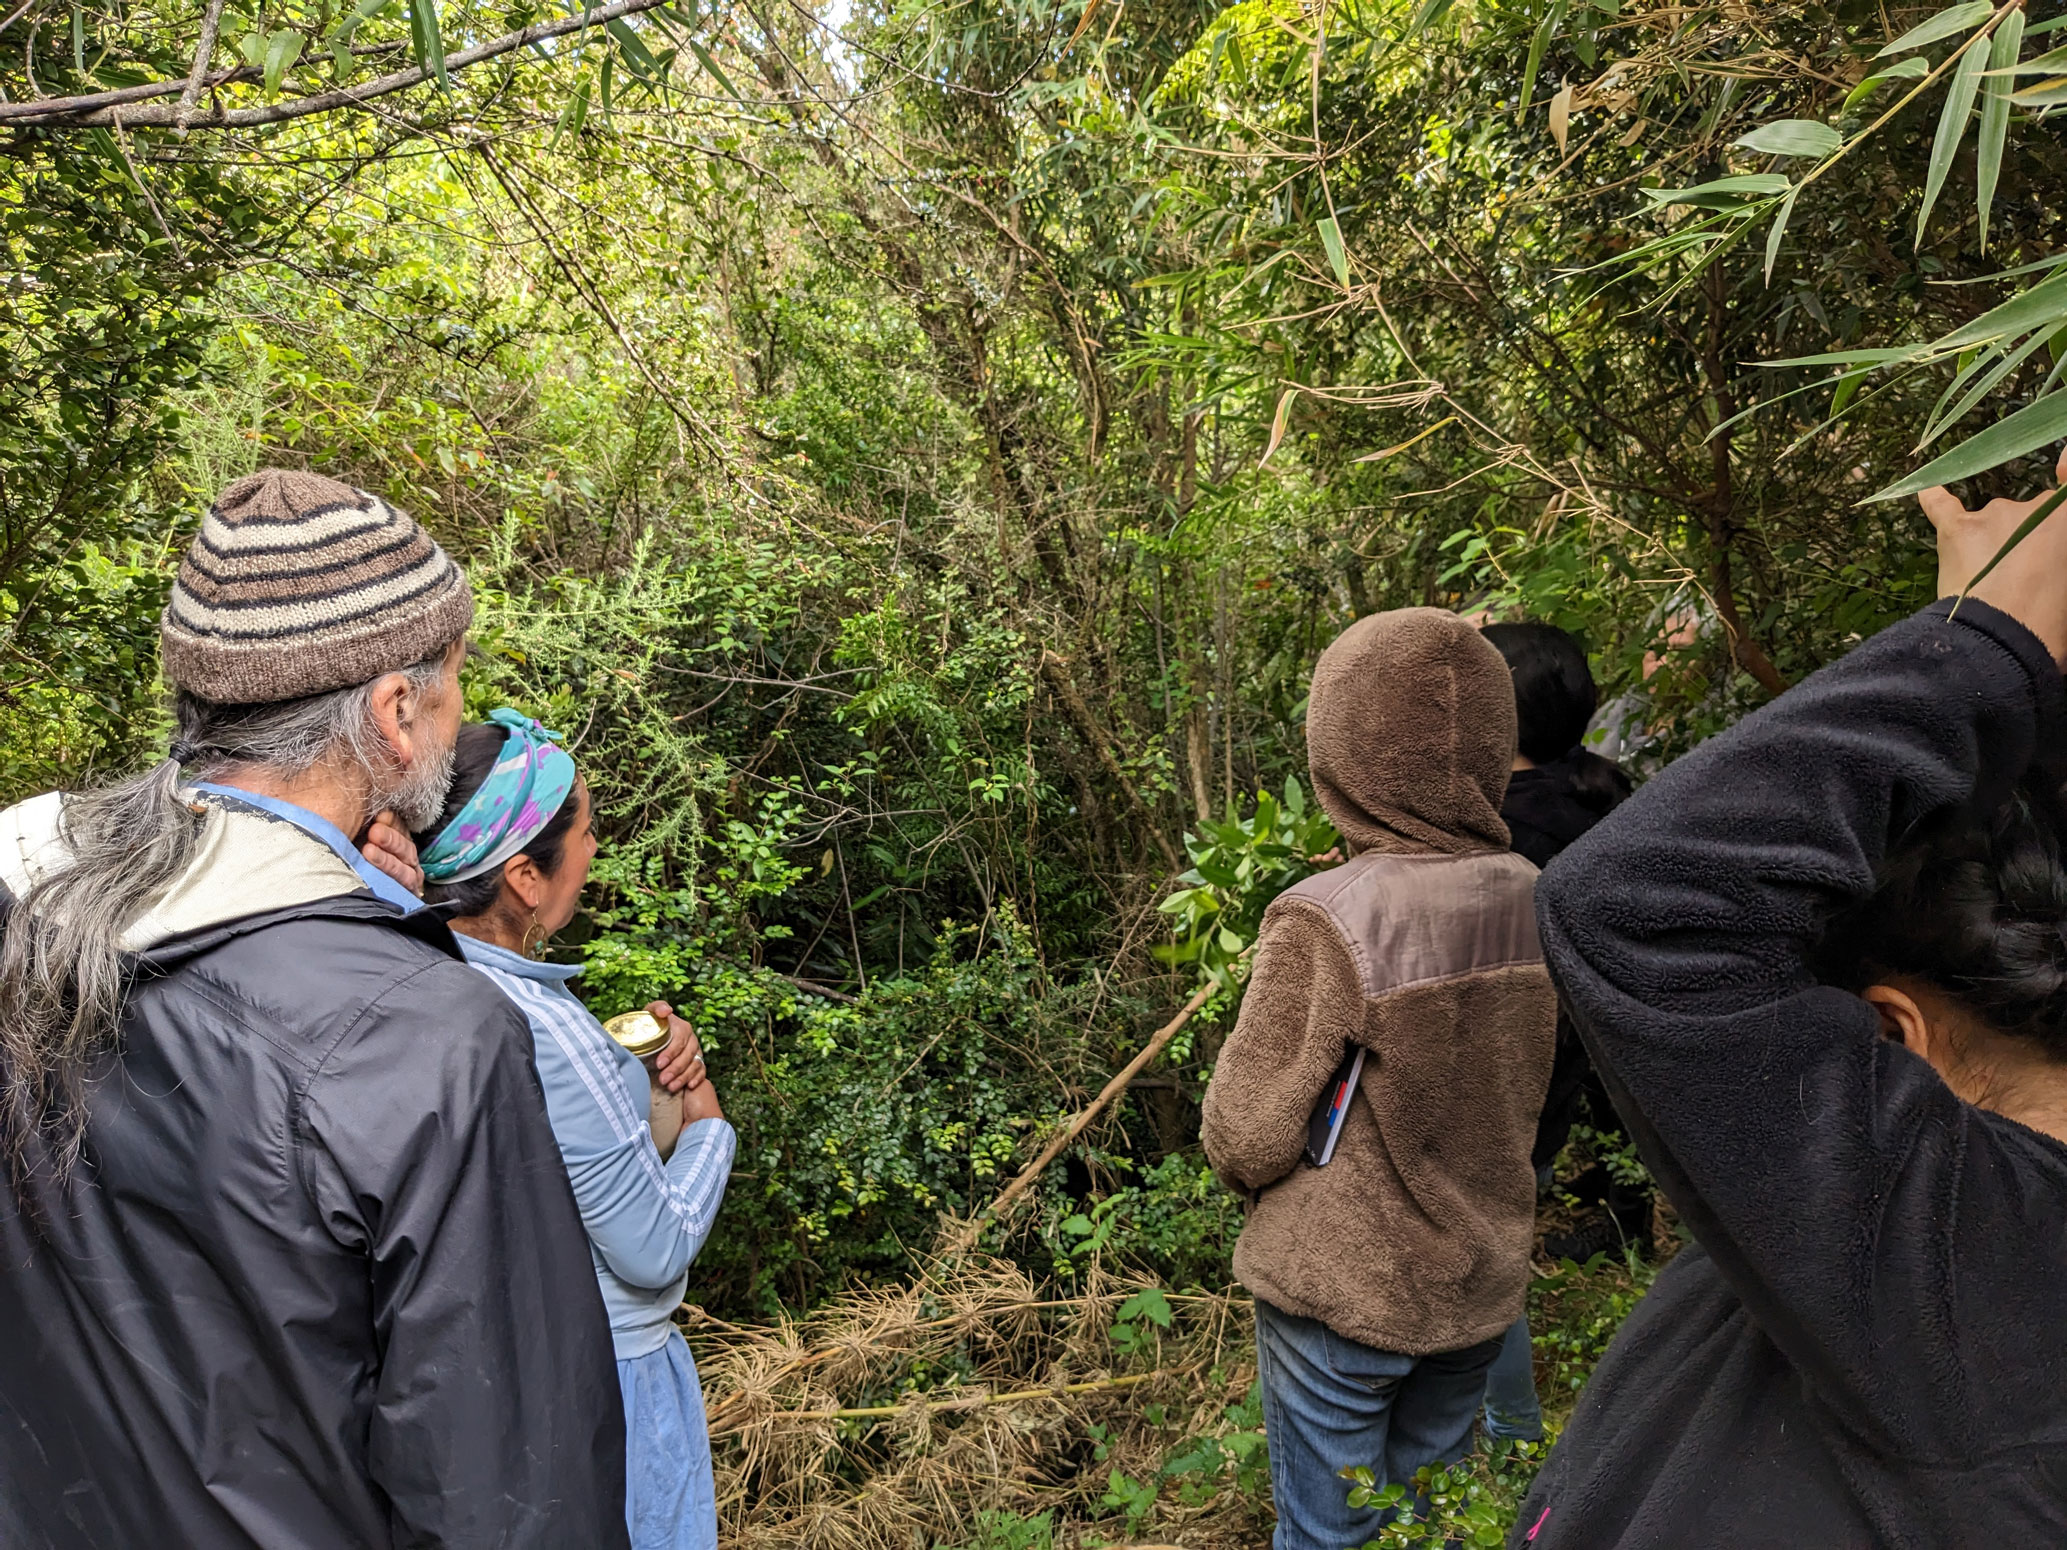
[1876,1,1993,58]
[1976,9,2023,249]
[1317,216,1349,288]
[1406,0,1456,36]
[1917,38,1987,245]
[1831,369,1869,417]
[1732,119,1842,158]
[1867,389,2067,501]
[1259,387,1296,467]
[1549,83,1573,151]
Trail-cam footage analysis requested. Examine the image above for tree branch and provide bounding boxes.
[2,0,675,129]
[175,0,228,131]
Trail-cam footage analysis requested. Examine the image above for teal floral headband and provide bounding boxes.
[420,708,577,883]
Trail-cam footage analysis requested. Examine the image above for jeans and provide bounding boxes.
[1479,1313,1544,1442]
[1253,1298,1503,1550]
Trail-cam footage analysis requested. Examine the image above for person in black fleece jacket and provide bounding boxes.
[1514,454,2067,1548]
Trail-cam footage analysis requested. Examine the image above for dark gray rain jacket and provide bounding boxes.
[0,788,628,1548]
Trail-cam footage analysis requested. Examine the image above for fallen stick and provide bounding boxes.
[764,1370,1167,1425]
[942,971,1232,1256]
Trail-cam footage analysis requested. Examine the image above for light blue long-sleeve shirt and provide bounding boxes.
[458,936,735,1359]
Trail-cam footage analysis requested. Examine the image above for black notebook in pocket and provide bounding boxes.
[1304,1046,1367,1168]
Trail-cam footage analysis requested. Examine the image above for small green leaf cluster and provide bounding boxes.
[1346,1440,1548,1548]
[1158,777,1341,987]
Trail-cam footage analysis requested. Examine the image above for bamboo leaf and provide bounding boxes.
[1921,327,2054,449]
[1976,9,2023,250]
[1639,173,1790,208]
[1917,39,1987,246]
[1763,186,1799,283]
[1768,346,1914,369]
[607,16,660,79]
[1260,388,1296,467]
[1732,119,1842,158]
[1831,369,1869,417]
[1991,42,2067,74]
[686,38,745,102]
[1876,1,1993,58]
[1317,216,1349,288]
[1548,83,1573,151]
[1867,389,2067,501]
[1843,56,1929,114]
[1520,0,1567,118]
[551,73,592,146]
[1406,0,1456,36]
[410,0,449,93]
[2009,75,2067,105]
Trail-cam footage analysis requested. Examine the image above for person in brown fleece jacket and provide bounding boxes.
[1201,607,1558,1550]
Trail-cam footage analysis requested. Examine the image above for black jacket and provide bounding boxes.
[1516,601,2067,1547]
[0,888,630,1548]
[1501,754,1632,1170]
[1503,753,1632,871]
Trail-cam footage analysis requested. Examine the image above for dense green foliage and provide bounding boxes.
[6,3,2066,1531]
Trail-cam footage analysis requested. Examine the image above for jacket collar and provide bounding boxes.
[191,783,425,915]
[453,932,583,984]
[136,892,465,973]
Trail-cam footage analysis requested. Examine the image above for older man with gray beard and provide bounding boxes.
[0,471,629,1549]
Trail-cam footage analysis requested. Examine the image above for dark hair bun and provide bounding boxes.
[1822,780,2067,1059]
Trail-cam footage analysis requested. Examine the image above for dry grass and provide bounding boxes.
[689,1257,1269,1550]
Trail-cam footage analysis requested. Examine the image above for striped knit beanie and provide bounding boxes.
[160,470,474,705]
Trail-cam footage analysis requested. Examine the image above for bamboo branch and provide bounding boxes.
[2,0,676,129]
[943,974,1228,1255]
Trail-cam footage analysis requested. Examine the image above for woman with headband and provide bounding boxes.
[416,709,735,1550]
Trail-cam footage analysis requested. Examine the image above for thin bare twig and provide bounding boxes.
[174,0,227,131]
[3,0,675,128]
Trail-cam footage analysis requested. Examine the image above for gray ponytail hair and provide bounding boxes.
[0,650,455,1182]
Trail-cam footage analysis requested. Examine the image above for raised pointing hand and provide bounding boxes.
[1919,445,2067,669]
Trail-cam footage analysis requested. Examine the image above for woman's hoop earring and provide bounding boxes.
[523,909,547,958]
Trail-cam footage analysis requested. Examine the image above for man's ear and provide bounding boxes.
[366,671,422,769]
[1861,983,1935,1062]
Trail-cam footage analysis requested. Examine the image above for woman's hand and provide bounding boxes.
[359,809,425,896]
[680,1074,725,1125]
[1920,445,2067,667]
[647,1001,707,1095]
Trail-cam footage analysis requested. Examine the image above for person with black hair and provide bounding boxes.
[417,713,735,1550]
[1475,623,1637,1446]
[1513,453,2067,1545]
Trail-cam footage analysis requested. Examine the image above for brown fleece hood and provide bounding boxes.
[1306,607,1515,855]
